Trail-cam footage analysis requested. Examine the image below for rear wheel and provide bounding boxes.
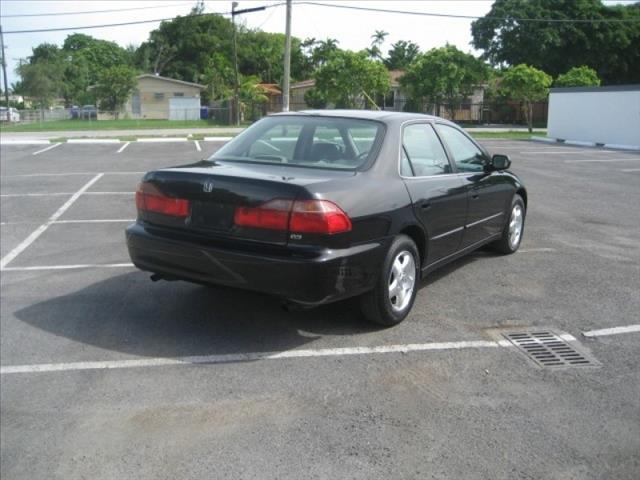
[492,194,525,254]
[360,235,419,327]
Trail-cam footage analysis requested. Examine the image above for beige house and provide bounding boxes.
[124,74,206,120]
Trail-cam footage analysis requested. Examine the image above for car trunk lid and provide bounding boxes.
[138,161,354,245]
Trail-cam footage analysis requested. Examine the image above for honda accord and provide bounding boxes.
[126,111,527,326]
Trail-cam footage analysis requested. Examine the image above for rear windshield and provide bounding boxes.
[210,115,384,170]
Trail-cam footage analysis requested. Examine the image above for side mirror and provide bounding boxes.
[490,154,511,171]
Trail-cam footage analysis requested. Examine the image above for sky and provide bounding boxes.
[0,0,634,88]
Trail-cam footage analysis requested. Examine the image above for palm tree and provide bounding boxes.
[368,30,388,61]
[371,30,388,47]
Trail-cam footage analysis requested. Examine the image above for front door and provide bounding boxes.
[400,123,468,265]
[435,123,512,247]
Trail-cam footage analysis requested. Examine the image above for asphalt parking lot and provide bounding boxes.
[1,138,639,479]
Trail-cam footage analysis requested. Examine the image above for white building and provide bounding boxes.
[547,85,640,150]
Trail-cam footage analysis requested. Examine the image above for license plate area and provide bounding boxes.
[190,201,235,231]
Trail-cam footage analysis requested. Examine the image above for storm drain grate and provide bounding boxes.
[502,330,600,368]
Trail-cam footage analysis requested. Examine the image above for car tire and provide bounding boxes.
[360,234,419,327]
[492,194,526,254]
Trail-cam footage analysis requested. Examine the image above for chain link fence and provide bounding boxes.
[2,101,548,128]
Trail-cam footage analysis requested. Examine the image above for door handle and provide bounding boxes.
[420,201,432,210]
[471,189,480,200]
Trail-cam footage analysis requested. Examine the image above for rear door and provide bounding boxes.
[400,122,467,264]
[435,123,512,247]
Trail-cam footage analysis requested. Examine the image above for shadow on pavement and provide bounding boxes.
[14,249,498,360]
[14,271,377,359]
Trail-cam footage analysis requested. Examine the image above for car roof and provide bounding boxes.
[270,109,450,125]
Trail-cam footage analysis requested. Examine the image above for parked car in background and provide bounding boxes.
[0,107,20,122]
[80,105,98,120]
[127,111,527,326]
[71,105,97,120]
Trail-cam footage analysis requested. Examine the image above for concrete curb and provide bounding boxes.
[136,137,189,143]
[0,139,50,145]
[531,136,640,151]
[603,143,640,151]
[531,136,557,143]
[204,136,234,142]
[67,138,121,144]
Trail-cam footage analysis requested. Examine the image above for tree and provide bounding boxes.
[555,66,601,87]
[134,11,312,103]
[239,75,268,121]
[16,61,64,108]
[304,88,328,108]
[313,50,390,108]
[94,65,137,118]
[401,45,488,118]
[499,64,552,132]
[471,0,640,84]
[384,40,419,70]
[367,30,388,61]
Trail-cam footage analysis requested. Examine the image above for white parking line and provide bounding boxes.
[194,140,201,152]
[1,192,133,198]
[2,171,144,178]
[83,191,134,195]
[0,339,507,375]
[519,247,556,253]
[0,173,104,270]
[53,219,134,224]
[32,143,61,156]
[621,168,640,172]
[117,142,130,153]
[564,158,640,163]
[1,192,75,198]
[582,325,640,338]
[519,150,615,155]
[1,263,134,272]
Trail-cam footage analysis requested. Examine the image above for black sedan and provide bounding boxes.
[126,111,527,326]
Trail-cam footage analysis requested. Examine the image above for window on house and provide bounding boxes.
[154,93,165,100]
[173,92,184,97]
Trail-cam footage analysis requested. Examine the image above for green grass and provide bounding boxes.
[0,118,245,132]
[468,131,546,139]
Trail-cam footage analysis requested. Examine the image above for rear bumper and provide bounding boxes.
[126,222,389,306]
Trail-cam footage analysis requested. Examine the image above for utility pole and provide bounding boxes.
[231,3,267,125]
[282,0,292,112]
[0,25,10,118]
[231,2,240,126]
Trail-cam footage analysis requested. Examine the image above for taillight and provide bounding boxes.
[289,200,352,234]
[135,182,190,217]
[234,199,292,230]
[233,199,351,235]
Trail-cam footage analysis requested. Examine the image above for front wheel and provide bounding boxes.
[492,194,526,254]
[360,235,419,327]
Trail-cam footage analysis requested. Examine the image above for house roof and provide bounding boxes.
[258,83,282,95]
[137,74,206,90]
[290,79,316,90]
[291,71,406,91]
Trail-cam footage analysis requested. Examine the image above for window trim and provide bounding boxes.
[434,121,491,172]
[397,120,458,179]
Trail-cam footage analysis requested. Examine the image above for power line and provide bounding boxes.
[2,5,286,35]
[0,2,191,18]
[296,1,640,23]
[3,0,638,34]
